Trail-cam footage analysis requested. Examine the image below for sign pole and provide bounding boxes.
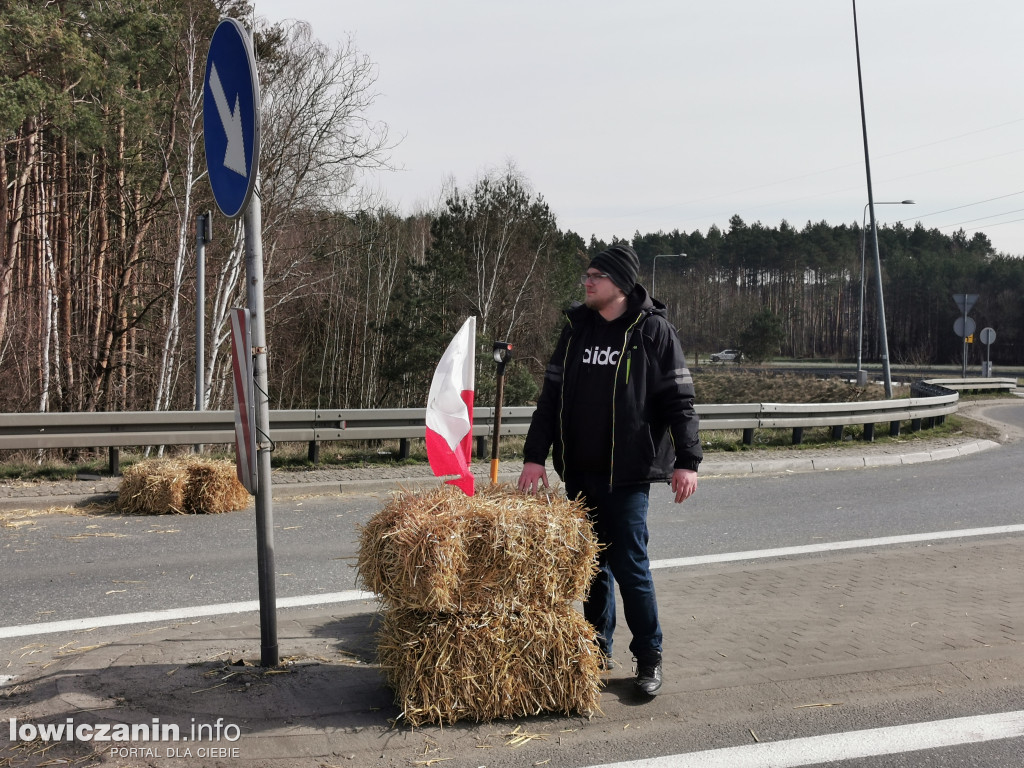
[962,301,969,378]
[244,182,278,667]
[195,212,213,451]
[953,293,978,380]
[204,17,275,667]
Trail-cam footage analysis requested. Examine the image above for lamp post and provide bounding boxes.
[651,253,687,297]
[489,341,513,485]
[857,200,913,386]
[852,0,895,399]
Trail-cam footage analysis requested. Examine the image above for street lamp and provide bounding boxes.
[651,253,687,297]
[852,0,896,399]
[857,200,914,386]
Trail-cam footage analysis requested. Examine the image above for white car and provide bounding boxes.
[710,349,742,363]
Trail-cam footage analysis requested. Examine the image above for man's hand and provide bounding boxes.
[671,468,697,503]
[517,462,549,494]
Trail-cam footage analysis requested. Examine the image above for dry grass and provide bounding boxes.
[116,458,250,515]
[358,484,602,725]
[379,606,601,726]
[183,456,252,514]
[357,484,598,613]
[695,370,884,404]
[116,459,188,514]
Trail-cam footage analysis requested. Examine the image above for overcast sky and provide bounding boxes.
[251,1,1024,256]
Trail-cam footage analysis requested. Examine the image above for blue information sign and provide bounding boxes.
[204,19,260,219]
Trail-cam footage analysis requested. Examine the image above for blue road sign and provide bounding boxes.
[204,18,260,219]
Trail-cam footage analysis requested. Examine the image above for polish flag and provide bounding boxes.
[425,316,476,495]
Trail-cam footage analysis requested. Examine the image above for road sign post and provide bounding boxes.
[195,211,212,453]
[243,183,278,667]
[952,294,979,379]
[980,327,996,377]
[204,18,277,667]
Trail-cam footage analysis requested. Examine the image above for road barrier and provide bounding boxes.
[918,376,1017,393]
[0,383,967,474]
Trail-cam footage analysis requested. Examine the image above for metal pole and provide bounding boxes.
[195,212,210,414]
[651,253,687,298]
[857,200,912,386]
[489,371,505,485]
[194,213,208,453]
[244,184,278,667]
[962,300,969,378]
[852,0,893,399]
[856,204,868,386]
[489,342,512,485]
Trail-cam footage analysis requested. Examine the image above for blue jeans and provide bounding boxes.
[566,474,662,662]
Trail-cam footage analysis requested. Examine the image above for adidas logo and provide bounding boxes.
[581,346,620,366]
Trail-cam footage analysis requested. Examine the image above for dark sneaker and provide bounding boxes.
[599,654,618,671]
[634,655,662,696]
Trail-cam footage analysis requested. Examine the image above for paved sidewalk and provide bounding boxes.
[3,532,1022,767]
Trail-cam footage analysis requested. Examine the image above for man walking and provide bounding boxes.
[518,244,701,697]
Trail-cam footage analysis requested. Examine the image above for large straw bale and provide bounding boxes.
[378,605,602,726]
[116,457,250,515]
[116,459,188,515]
[357,484,599,612]
[183,457,251,514]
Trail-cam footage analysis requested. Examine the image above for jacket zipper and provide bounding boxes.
[608,310,646,491]
[558,316,574,482]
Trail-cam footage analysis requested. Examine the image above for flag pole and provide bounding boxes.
[489,342,513,484]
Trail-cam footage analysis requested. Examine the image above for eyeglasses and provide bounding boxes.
[580,272,610,285]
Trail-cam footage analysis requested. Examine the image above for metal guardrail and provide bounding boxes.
[0,387,964,474]
[919,377,1018,393]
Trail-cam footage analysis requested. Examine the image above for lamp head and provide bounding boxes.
[492,341,512,365]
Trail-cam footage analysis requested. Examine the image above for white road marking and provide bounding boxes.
[2,524,1023,640]
[0,591,374,640]
[650,523,1024,570]
[584,710,1024,768]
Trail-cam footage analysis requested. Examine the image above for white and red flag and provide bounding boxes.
[425,316,476,495]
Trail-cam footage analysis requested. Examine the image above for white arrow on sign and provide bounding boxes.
[208,62,248,178]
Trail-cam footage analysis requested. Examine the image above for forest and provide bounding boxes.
[2,0,1022,416]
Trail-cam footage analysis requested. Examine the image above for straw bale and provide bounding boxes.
[183,457,251,514]
[115,457,249,515]
[378,605,602,726]
[116,459,188,515]
[357,484,599,612]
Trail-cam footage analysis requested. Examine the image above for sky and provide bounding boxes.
[250,1,1024,255]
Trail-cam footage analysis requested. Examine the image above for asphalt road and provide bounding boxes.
[3,400,1024,766]
[3,430,1022,629]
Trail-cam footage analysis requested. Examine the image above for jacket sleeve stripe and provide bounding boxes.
[665,366,693,386]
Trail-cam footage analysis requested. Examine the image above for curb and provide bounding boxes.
[0,441,1001,512]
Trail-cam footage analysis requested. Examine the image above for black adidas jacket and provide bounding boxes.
[523,284,702,488]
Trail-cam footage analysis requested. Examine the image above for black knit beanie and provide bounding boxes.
[589,245,640,296]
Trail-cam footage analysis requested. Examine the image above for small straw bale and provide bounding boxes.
[182,457,251,514]
[116,457,250,515]
[357,484,599,612]
[378,605,602,726]
[116,459,188,515]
